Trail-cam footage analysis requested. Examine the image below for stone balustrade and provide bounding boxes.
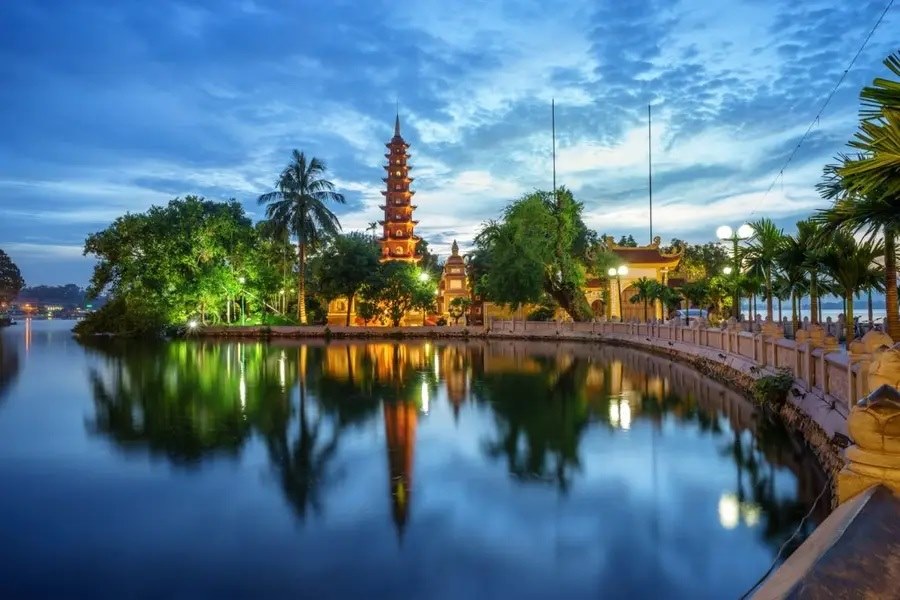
[488,318,897,413]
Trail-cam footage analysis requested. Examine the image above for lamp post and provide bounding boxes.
[608,265,629,320]
[716,224,752,321]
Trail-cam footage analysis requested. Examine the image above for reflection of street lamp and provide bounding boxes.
[607,265,628,320]
[717,224,752,320]
[238,277,246,325]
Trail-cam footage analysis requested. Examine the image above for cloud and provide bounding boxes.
[0,0,898,285]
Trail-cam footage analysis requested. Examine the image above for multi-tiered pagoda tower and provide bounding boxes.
[379,115,420,262]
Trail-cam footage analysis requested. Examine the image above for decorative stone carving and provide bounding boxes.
[869,342,900,390]
[760,318,783,339]
[795,329,810,344]
[837,384,900,504]
[861,330,894,354]
[823,335,839,351]
[808,324,827,348]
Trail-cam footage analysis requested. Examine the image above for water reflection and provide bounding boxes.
[78,338,828,578]
[0,332,21,405]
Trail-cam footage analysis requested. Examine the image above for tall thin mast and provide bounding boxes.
[552,99,557,204]
[648,104,653,243]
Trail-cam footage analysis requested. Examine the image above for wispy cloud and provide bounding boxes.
[0,0,897,283]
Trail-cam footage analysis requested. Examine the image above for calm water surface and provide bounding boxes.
[0,320,828,599]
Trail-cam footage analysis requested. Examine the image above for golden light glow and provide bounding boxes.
[420,381,429,414]
[718,493,739,529]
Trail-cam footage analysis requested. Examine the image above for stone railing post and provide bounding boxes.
[837,384,900,504]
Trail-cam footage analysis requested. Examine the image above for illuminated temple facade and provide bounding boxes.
[327,115,682,326]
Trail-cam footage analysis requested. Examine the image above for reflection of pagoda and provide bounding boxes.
[441,345,468,420]
[379,115,420,262]
[383,401,417,539]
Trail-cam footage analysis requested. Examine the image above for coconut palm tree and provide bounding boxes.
[775,232,809,333]
[629,277,657,322]
[820,232,884,343]
[816,53,900,339]
[745,218,784,321]
[795,220,827,325]
[258,150,345,324]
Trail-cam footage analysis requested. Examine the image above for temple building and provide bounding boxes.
[326,115,423,325]
[379,115,420,262]
[383,399,417,539]
[436,240,467,317]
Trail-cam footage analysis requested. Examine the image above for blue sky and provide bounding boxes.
[0,0,897,286]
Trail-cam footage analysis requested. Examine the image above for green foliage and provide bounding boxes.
[368,262,436,326]
[448,296,472,324]
[82,196,262,335]
[473,188,593,321]
[315,232,381,326]
[0,248,25,304]
[527,303,556,321]
[616,235,638,247]
[668,239,729,281]
[680,280,710,309]
[745,218,785,320]
[752,369,794,406]
[74,296,169,338]
[355,300,380,325]
[258,150,345,324]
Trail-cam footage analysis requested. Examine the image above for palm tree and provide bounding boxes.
[258,150,345,324]
[367,221,378,242]
[820,232,884,344]
[629,277,657,322]
[796,220,826,325]
[816,53,900,339]
[745,218,784,321]
[775,232,809,333]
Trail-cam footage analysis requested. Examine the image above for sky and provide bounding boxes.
[0,0,897,286]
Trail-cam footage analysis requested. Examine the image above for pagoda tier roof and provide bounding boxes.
[384,153,410,159]
[381,177,414,183]
[383,165,413,170]
[380,190,416,196]
[384,141,410,148]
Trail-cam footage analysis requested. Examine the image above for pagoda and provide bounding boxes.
[379,115,420,262]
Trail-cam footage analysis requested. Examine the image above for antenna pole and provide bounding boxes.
[648,104,653,243]
[552,99,557,204]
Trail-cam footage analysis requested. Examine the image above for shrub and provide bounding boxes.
[752,368,794,406]
[73,296,168,338]
[436,317,448,326]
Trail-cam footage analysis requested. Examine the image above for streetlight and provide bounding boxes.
[418,271,430,282]
[717,224,753,320]
[608,265,629,320]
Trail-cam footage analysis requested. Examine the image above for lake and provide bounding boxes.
[0,320,828,599]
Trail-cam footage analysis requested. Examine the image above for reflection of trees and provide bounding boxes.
[84,339,283,463]
[0,335,20,406]
[265,349,342,520]
[473,356,590,493]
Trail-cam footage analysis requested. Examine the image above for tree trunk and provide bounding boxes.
[791,292,798,336]
[346,292,354,327]
[765,267,773,320]
[643,300,648,323]
[845,291,854,345]
[227,296,232,324]
[297,241,307,325]
[885,229,899,341]
[810,271,819,325]
[547,282,592,322]
[777,295,782,322]
[868,287,874,329]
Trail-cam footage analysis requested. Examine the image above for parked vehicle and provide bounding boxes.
[673,308,708,324]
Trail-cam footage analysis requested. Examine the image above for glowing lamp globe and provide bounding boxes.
[617,265,629,276]
[716,225,733,240]
[737,223,754,239]
[607,267,617,277]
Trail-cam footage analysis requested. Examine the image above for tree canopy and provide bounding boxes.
[0,249,24,305]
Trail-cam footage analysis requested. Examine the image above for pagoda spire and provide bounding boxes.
[394,112,401,137]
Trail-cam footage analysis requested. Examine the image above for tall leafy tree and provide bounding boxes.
[258,150,345,324]
[745,218,784,321]
[0,248,24,306]
[817,53,900,339]
[316,232,381,326]
[775,231,809,331]
[820,232,884,343]
[473,188,594,321]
